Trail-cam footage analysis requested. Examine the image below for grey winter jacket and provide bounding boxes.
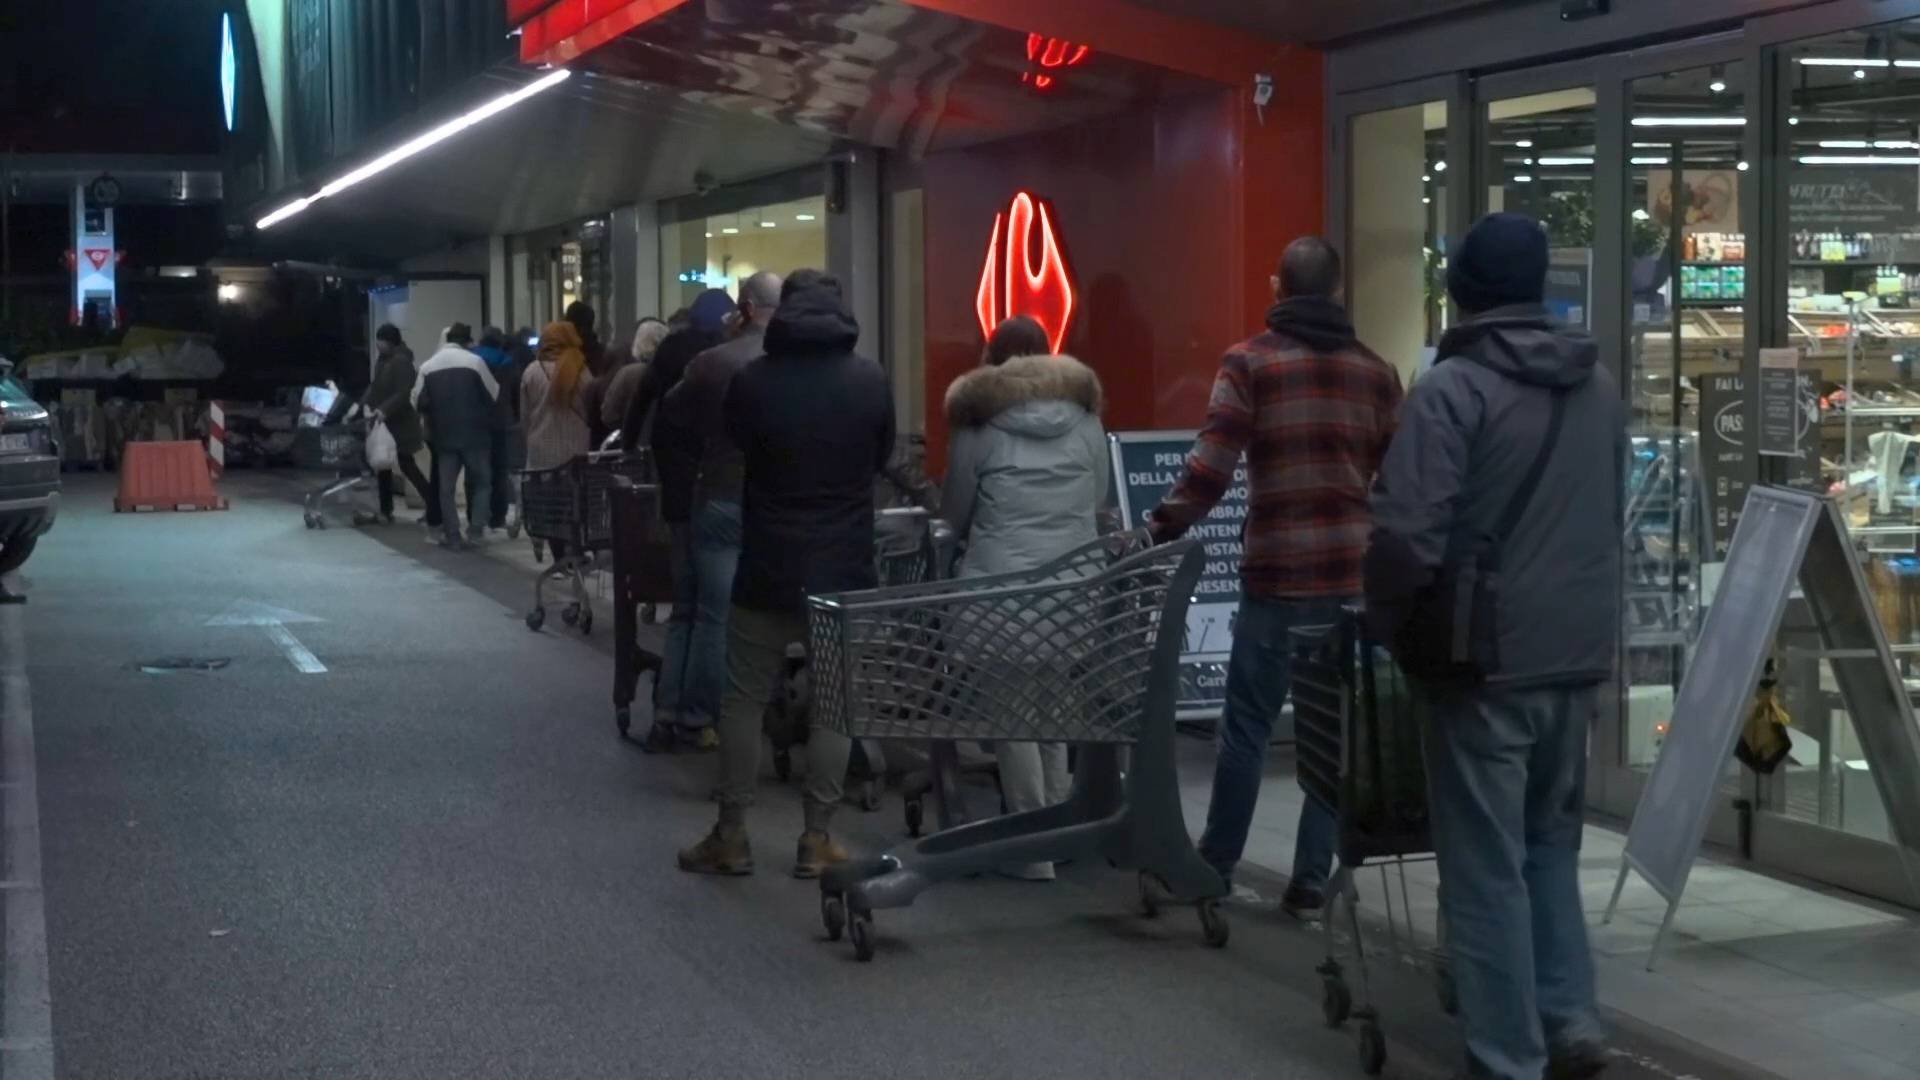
[1365,305,1625,687]
[944,354,1111,579]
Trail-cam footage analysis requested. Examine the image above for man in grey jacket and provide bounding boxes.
[1365,213,1623,1080]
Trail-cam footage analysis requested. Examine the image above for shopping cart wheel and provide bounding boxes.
[303,512,320,529]
[858,780,881,813]
[562,603,581,627]
[1356,1018,1386,1076]
[1321,977,1353,1028]
[1137,872,1164,919]
[526,607,546,632]
[1197,898,1229,948]
[821,893,846,942]
[848,911,875,962]
[615,707,632,737]
[903,798,923,838]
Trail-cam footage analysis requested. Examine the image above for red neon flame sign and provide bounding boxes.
[1021,33,1091,90]
[976,191,1075,355]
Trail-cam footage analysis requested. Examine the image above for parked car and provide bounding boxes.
[0,360,57,575]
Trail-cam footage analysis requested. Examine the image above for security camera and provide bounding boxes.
[693,170,718,196]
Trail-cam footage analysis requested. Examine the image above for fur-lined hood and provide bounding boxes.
[945,354,1103,430]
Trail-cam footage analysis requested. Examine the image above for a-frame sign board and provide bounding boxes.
[1605,486,1920,969]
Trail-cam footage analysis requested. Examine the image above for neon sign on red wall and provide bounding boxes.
[976,191,1076,355]
[1022,34,1091,90]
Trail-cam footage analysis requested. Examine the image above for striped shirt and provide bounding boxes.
[1150,330,1402,599]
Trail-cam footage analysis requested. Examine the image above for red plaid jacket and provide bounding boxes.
[1150,330,1402,599]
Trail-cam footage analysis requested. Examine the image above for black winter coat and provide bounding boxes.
[725,287,894,612]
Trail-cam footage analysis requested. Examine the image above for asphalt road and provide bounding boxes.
[1,473,1757,1079]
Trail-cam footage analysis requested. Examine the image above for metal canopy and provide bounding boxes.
[247,66,835,265]
[3,155,223,206]
[1115,0,1504,45]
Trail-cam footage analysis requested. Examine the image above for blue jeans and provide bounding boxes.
[658,500,742,729]
[1426,683,1602,1079]
[1197,595,1345,890]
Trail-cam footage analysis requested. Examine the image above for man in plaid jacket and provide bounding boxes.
[1150,237,1402,913]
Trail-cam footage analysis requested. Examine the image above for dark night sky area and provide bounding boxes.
[0,0,227,154]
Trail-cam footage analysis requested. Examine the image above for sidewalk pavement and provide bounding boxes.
[295,476,1920,1078]
[1187,738,1920,1080]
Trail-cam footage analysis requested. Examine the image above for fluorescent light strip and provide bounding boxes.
[256,69,572,230]
[1797,58,1920,68]
[1799,155,1920,165]
[1632,116,1747,127]
[1535,156,1594,166]
[1631,156,1671,165]
[1817,139,1920,149]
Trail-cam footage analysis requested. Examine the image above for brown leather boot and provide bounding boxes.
[677,820,753,876]
[792,829,850,880]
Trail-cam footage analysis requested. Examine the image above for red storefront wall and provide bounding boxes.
[921,65,1322,468]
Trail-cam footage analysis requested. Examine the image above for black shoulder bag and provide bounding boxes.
[1393,388,1568,686]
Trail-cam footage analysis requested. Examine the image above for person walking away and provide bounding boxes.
[521,321,597,558]
[1148,237,1402,914]
[565,302,610,446]
[677,271,893,878]
[365,324,432,525]
[471,327,521,534]
[943,314,1108,881]
[601,317,669,439]
[646,276,782,753]
[1365,213,1622,1080]
[412,323,500,549]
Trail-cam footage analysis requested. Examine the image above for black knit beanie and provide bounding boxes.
[1447,212,1549,314]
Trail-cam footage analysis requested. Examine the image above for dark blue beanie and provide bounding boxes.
[1448,212,1549,314]
[688,288,738,336]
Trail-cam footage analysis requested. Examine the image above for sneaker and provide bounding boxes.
[1548,1039,1609,1080]
[678,725,720,753]
[467,524,487,544]
[793,830,850,879]
[1281,883,1326,919]
[641,722,677,754]
[677,823,753,876]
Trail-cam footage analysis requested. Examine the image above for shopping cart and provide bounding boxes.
[813,534,1226,962]
[520,450,654,636]
[764,508,942,812]
[609,473,673,740]
[294,421,370,530]
[1290,609,1450,1077]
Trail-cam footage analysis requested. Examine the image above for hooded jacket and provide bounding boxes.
[724,287,894,611]
[624,327,723,523]
[944,354,1110,578]
[662,322,767,509]
[1150,296,1403,598]
[1366,305,1625,687]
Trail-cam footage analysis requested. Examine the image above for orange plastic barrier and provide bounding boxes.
[114,441,229,513]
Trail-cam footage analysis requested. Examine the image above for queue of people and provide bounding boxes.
[361,212,1613,1080]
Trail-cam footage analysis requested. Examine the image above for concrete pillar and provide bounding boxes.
[827,152,883,360]
[611,201,660,328]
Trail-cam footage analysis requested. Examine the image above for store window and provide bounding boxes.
[1621,61,1750,773]
[1772,23,1920,842]
[660,195,828,315]
[1482,88,1597,332]
[1349,100,1447,384]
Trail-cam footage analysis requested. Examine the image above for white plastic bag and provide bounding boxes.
[365,419,398,472]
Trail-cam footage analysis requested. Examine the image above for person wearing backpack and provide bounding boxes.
[1364,213,1625,1080]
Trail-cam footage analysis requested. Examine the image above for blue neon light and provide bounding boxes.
[220,13,237,132]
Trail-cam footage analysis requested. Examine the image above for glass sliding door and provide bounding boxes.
[1482,88,1599,331]
[1348,98,1450,383]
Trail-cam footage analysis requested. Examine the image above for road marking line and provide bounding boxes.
[263,623,327,674]
[1,606,55,1080]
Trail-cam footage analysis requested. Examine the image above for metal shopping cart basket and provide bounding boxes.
[1290,608,1450,1077]
[813,534,1227,962]
[520,450,653,636]
[609,472,673,740]
[294,421,370,530]
[764,508,945,813]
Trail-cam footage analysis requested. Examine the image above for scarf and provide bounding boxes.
[538,320,587,410]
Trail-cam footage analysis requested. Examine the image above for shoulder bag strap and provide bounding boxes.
[1485,387,1570,570]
